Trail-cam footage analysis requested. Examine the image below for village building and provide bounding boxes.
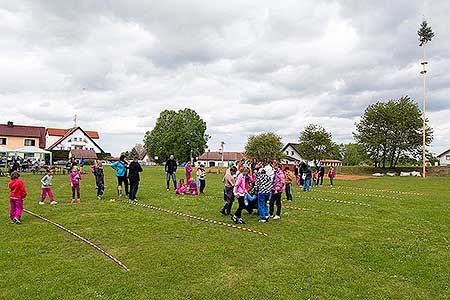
[196,151,244,167]
[438,148,450,166]
[0,121,46,150]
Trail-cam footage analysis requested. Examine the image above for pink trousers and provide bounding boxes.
[10,197,23,220]
[40,188,54,203]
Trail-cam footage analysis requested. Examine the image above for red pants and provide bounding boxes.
[10,197,23,220]
[40,188,54,203]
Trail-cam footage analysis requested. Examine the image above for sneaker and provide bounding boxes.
[10,219,14,224]
[265,216,270,221]
[220,209,227,216]
[237,218,246,224]
[259,219,266,223]
[13,217,21,224]
[76,199,81,204]
[230,215,238,224]
[166,188,170,191]
[71,199,76,204]
[273,215,281,220]
[38,202,44,205]
[97,196,102,200]
[50,201,58,205]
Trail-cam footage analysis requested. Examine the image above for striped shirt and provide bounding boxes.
[255,173,272,194]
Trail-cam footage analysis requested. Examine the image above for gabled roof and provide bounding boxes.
[282,143,300,152]
[70,149,98,159]
[197,151,244,161]
[0,123,46,148]
[47,128,99,139]
[437,148,450,158]
[47,127,104,153]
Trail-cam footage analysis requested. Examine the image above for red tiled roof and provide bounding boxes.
[320,159,342,163]
[47,128,99,139]
[197,151,244,161]
[70,149,98,159]
[0,123,46,148]
[47,127,104,153]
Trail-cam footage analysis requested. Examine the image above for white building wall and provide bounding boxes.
[439,151,450,166]
[283,145,302,161]
[49,129,102,152]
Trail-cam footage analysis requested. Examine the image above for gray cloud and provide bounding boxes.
[0,0,449,155]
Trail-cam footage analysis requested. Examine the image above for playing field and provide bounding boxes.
[1,167,450,299]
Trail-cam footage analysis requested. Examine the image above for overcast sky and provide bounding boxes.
[1,0,449,156]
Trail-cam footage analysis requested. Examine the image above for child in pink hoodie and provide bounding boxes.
[176,179,187,195]
[70,166,83,204]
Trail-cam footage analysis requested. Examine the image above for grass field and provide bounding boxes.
[1,167,450,300]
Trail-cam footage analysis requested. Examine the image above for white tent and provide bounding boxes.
[0,146,53,164]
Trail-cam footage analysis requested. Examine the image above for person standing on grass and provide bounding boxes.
[220,166,237,216]
[8,171,27,224]
[128,157,143,201]
[255,169,272,223]
[328,166,336,187]
[111,155,129,198]
[185,161,193,183]
[90,160,105,199]
[284,167,295,202]
[197,165,206,194]
[269,161,285,220]
[231,167,250,224]
[70,166,83,204]
[165,155,178,191]
[39,169,57,205]
[303,164,312,192]
[294,161,300,185]
[318,165,325,186]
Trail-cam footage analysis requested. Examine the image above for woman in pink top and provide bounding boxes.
[185,162,192,183]
[231,167,250,224]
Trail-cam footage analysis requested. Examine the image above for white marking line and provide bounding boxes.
[297,196,372,207]
[332,186,424,196]
[314,189,400,200]
[24,209,129,272]
[283,206,351,218]
[122,200,268,237]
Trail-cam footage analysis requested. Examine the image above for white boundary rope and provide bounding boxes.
[312,189,400,200]
[331,186,423,196]
[24,209,129,272]
[283,205,351,218]
[120,200,268,237]
[296,195,372,207]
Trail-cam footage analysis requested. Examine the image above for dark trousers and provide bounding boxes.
[222,186,234,214]
[285,183,293,201]
[234,195,246,218]
[72,184,80,199]
[319,175,324,185]
[299,174,304,186]
[269,192,282,216]
[117,176,129,196]
[199,179,206,193]
[129,179,139,200]
[96,176,104,196]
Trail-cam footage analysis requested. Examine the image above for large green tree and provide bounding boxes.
[354,96,433,168]
[245,132,284,162]
[340,143,371,166]
[297,124,337,162]
[144,108,209,163]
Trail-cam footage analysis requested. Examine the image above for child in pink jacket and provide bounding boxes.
[70,166,84,204]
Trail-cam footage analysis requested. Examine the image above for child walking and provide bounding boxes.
[328,167,336,187]
[90,160,104,199]
[197,165,206,194]
[39,169,57,205]
[70,166,83,204]
[284,167,294,202]
[220,166,236,216]
[9,171,27,224]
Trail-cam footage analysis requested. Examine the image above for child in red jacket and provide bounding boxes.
[8,171,27,224]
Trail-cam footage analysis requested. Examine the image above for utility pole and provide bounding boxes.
[220,141,225,166]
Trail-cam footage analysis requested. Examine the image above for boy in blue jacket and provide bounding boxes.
[111,155,129,198]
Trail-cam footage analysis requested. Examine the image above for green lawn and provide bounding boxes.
[1,167,450,299]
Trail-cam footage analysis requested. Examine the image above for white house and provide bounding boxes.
[281,143,303,164]
[438,148,450,166]
[46,127,104,154]
[196,151,244,167]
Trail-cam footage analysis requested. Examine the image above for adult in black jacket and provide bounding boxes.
[128,157,143,201]
[318,165,325,185]
[165,155,177,190]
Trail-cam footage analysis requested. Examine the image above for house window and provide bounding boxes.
[446,155,450,161]
[24,139,35,146]
[0,138,6,145]
[286,151,289,155]
[291,151,294,155]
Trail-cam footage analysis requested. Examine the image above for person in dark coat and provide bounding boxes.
[318,165,325,185]
[128,157,143,201]
[165,155,177,191]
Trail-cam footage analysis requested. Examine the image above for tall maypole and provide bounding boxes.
[417,19,434,177]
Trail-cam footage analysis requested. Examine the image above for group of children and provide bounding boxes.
[218,159,337,224]
[174,162,206,196]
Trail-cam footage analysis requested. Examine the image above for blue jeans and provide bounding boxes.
[258,192,270,220]
[166,173,177,189]
[330,176,334,186]
[303,178,311,191]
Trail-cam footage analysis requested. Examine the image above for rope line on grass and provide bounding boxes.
[24,209,129,272]
[332,186,423,196]
[313,189,400,200]
[120,200,268,237]
[283,205,351,218]
[296,196,372,207]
